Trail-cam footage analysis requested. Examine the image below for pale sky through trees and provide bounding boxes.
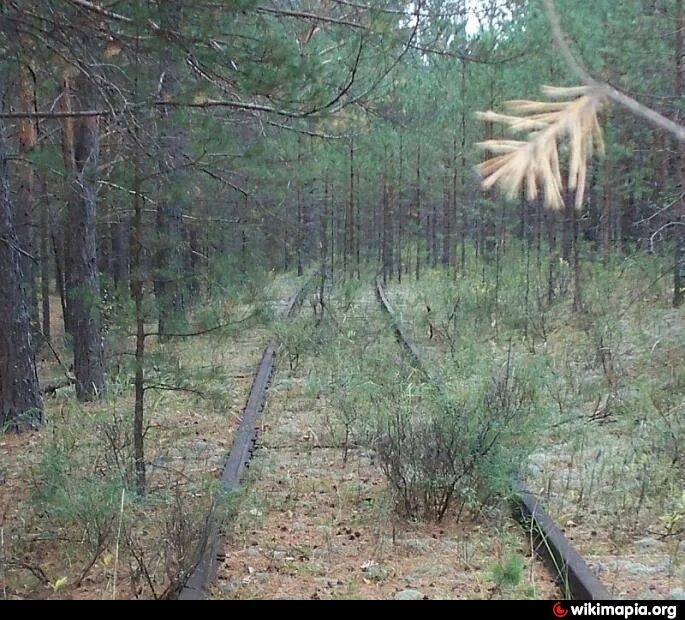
[406,1,511,37]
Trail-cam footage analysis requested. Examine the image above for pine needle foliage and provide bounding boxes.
[476,85,606,211]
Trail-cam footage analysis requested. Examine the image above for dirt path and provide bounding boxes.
[213,288,560,600]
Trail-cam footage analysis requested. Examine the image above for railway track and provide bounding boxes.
[375,276,610,601]
[177,280,308,600]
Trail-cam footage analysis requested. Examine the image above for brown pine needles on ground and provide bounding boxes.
[476,85,606,210]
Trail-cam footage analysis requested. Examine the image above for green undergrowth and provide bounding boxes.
[384,243,684,545]
[276,273,547,523]
[0,269,293,599]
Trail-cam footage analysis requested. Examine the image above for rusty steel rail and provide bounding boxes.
[375,277,610,601]
[285,277,309,319]
[177,283,307,600]
[178,345,276,600]
[513,481,609,600]
[375,277,431,381]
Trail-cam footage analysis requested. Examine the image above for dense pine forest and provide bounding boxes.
[0,0,683,601]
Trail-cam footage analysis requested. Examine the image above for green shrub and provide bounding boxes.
[363,356,543,522]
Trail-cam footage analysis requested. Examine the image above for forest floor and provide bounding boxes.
[3,256,682,600]
[214,285,560,600]
[382,252,684,600]
[0,274,300,599]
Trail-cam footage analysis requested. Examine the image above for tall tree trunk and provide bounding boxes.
[354,147,361,278]
[451,135,459,273]
[572,204,583,312]
[397,134,404,282]
[187,222,201,296]
[52,227,68,335]
[155,0,186,335]
[674,0,685,306]
[0,96,43,432]
[62,69,105,401]
[40,178,51,341]
[16,63,39,343]
[111,209,129,296]
[601,140,612,257]
[460,60,468,271]
[415,144,421,281]
[283,199,290,271]
[382,149,394,283]
[431,201,438,267]
[131,156,146,496]
[319,178,328,315]
[441,169,451,267]
[296,137,304,277]
[561,201,573,262]
[346,139,355,276]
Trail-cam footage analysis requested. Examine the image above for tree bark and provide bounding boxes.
[111,209,129,295]
[414,144,421,281]
[155,0,187,335]
[16,63,39,343]
[62,69,105,401]
[381,150,394,283]
[296,137,304,277]
[674,0,685,306]
[40,177,51,341]
[0,96,43,432]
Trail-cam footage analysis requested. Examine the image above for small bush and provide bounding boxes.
[371,360,542,522]
[489,553,525,595]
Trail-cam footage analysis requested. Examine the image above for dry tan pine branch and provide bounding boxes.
[476,85,606,210]
[542,0,685,144]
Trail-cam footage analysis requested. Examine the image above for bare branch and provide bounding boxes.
[143,311,259,339]
[68,0,133,24]
[542,0,685,143]
[255,6,366,30]
[0,110,113,119]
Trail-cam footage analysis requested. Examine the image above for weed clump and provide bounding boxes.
[371,360,542,522]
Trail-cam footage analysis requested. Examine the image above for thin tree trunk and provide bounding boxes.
[382,148,394,283]
[431,201,438,267]
[354,145,361,278]
[111,209,129,296]
[674,0,685,306]
[460,60,468,272]
[451,135,459,274]
[40,178,50,341]
[132,164,146,496]
[397,135,404,282]
[52,228,68,335]
[155,0,186,336]
[284,199,290,271]
[415,144,421,281]
[130,34,147,496]
[319,178,328,316]
[297,137,304,277]
[441,170,451,267]
[346,139,355,277]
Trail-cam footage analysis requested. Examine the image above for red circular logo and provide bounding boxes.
[553,602,569,618]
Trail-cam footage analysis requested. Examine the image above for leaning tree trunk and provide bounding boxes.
[0,102,43,432]
[62,70,105,401]
[154,0,187,336]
